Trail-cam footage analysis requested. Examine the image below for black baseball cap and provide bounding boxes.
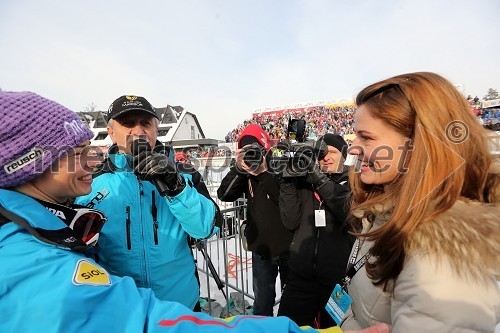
[106,95,159,122]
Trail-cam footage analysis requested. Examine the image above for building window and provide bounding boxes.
[158,129,170,137]
[94,132,108,140]
[191,126,195,139]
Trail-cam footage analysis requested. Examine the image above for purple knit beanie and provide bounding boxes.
[0,91,94,188]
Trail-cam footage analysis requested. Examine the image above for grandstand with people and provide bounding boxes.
[225,99,357,145]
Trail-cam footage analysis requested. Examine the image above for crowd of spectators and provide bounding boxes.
[467,95,500,130]
[177,96,498,162]
[225,104,356,145]
[176,146,231,160]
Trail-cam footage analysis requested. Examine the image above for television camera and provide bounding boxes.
[266,118,327,178]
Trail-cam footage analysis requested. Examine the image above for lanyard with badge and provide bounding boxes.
[325,238,371,325]
[314,179,347,227]
[313,191,326,227]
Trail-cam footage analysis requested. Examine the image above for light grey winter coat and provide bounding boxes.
[341,199,499,333]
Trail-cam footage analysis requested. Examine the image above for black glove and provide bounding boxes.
[294,153,330,189]
[305,165,330,189]
[133,151,185,196]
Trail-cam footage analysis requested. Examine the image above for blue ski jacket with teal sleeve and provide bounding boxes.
[74,153,218,309]
[0,189,342,333]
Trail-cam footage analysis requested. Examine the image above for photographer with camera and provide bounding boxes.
[277,134,353,328]
[217,124,294,316]
[75,95,219,311]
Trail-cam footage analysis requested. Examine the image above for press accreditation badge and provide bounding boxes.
[314,209,326,227]
[326,284,352,325]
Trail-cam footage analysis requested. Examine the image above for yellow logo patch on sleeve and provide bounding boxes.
[72,259,112,286]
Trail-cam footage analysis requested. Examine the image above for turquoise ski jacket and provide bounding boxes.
[0,189,341,333]
[75,153,218,309]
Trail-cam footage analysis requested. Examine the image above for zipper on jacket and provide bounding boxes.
[313,198,321,271]
[313,228,320,271]
[138,180,149,287]
[139,181,144,196]
[126,205,132,250]
[152,190,159,245]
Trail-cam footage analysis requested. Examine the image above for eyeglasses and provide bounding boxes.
[69,208,107,246]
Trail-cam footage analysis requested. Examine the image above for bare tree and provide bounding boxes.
[483,88,499,101]
[84,102,97,113]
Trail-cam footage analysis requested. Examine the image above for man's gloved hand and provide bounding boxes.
[305,164,330,189]
[298,153,329,189]
[133,151,186,196]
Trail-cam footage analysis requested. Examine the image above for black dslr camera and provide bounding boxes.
[242,143,266,169]
[267,118,327,178]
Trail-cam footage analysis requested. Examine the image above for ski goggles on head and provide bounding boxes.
[69,207,107,246]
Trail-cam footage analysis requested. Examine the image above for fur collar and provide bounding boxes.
[406,199,500,283]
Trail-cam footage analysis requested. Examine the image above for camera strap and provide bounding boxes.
[248,179,254,198]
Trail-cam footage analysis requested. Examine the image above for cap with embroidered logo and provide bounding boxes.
[106,95,159,122]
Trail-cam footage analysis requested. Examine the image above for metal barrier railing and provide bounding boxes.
[193,203,254,316]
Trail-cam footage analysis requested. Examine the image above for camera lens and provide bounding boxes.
[290,154,308,173]
[266,144,288,175]
[288,145,315,176]
[243,145,263,169]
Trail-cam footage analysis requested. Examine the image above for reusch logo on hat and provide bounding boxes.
[4,148,44,174]
[106,95,159,122]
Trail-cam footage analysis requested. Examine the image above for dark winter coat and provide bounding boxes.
[279,172,353,286]
[217,167,293,259]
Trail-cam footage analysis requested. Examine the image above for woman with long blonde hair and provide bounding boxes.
[341,72,499,332]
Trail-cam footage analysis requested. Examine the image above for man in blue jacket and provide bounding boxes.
[75,95,219,310]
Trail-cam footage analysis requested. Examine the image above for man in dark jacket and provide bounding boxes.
[217,124,294,316]
[277,134,353,328]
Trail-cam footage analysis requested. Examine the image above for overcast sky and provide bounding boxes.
[1,0,499,139]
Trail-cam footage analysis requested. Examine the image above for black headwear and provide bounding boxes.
[321,134,348,158]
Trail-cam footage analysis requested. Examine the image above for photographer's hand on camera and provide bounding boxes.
[305,163,330,190]
[133,151,186,196]
[234,148,247,174]
[292,153,329,190]
[235,146,267,176]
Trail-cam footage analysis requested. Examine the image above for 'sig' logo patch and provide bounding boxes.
[72,259,111,286]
